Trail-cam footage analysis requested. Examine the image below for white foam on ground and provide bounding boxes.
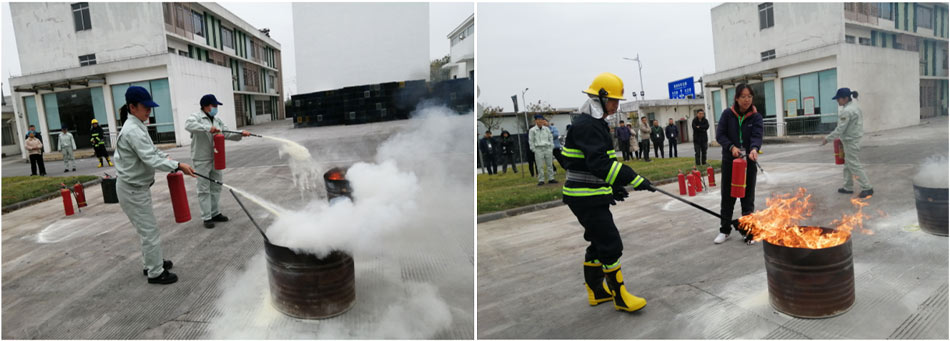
[36,218,102,243]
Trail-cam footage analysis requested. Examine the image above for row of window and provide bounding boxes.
[762,3,940,31]
[451,23,474,47]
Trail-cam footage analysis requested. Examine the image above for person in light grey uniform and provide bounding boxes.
[822,87,873,199]
[114,86,196,285]
[184,94,250,228]
[59,127,77,172]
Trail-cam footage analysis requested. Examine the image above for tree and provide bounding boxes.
[430,55,451,82]
[478,104,504,134]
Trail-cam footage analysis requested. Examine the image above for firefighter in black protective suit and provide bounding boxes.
[561,72,654,313]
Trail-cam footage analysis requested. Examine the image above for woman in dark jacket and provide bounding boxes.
[714,83,763,245]
[499,130,518,174]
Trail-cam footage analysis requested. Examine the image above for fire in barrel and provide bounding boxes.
[265,167,356,319]
[739,188,873,318]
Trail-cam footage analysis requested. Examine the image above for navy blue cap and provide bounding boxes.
[534,114,545,119]
[831,88,851,100]
[125,86,159,107]
[200,94,223,107]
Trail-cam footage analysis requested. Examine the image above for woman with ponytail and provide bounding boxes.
[822,88,873,198]
[713,83,763,245]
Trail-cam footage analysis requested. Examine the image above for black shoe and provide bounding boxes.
[858,189,873,199]
[537,182,545,186]
[838,188,854,194]
[203,220,215,229]
[72,168,76,171]
[211,213,229,222]
[65,169,70,173]
[143,259,174,276]
[548,179,558,184]
[147,270,178,284]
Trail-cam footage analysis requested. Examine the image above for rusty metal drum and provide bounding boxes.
[265,240,356,319]
[913,185,948,237]
[762,228,855,319]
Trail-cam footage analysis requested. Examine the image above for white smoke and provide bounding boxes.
[207,105,473,339]
[913,156,949,188]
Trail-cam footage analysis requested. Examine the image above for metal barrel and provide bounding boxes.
[101,178,118,204]
[762,227,855,319]
[265,240,356,319]
[913,185,948,237]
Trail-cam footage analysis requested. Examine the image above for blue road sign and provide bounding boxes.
[668,77,695,99]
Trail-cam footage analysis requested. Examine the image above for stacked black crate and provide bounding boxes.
[392,79,428,120]
[431,78,474,114]
[342,85,369,125]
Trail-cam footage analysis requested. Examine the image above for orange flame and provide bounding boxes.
[738,188,873,249]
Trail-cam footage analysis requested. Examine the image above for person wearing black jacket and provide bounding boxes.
[650,120,665,158]
[692,109,710,166]
[479,130,498,175]
[714,83,764,245]
[520,133,536,177]
[499,130,518,174]
[665,118,679,158]
[563,72,653,313]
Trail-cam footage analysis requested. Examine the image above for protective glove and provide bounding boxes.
[612,186,629,202]
[633,177,655,192]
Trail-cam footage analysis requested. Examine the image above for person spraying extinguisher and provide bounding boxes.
[114,86,196,285]
[821,88,873,199]
[714,83,763,245]
[184,94,251,229]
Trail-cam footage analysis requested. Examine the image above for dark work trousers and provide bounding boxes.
[483,153,497,175]
[694,141,708,165]
[640,140,651,161]
[30,154,47,175]
[618,140,631,161]
[668,140,678,158]
[634,149,641,159]
[501,154,517,173]
[653,140,665,158]
[568,203,623,265]
[553,148,566,171]
[720,157,758,234]
[526,150,536,177]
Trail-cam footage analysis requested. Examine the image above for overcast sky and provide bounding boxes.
[1,2,473,99]
[478,2,718,111]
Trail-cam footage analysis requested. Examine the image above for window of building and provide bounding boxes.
[192,11,204,37]
[71,2,92,31]
[179,50,189,57]
[222,27,234,49]
[163,3,172,25]
[758,2,774,30]
[2,118,17,146]
[268,75,276,90]
[760,49,776,61]
[168,47,175,54]
[917,6,933,29]
[859,37,871,46]
[944,49,947,70]
[78,54,96,66]
[249,40,257,59]
[845,35,856,44]
[877,3,893,20]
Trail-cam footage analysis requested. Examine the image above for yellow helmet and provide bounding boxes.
[583,72,626,100]
[91,119,99,124]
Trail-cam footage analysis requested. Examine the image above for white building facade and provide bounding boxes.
[619,99,708,144]
[445,14,475,80]
[8,2,284,158]
[292,2,430,93]
[703,2,948,136]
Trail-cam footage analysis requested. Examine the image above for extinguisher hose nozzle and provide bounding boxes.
[192,172,224,186]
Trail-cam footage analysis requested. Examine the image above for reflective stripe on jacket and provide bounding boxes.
[561,114,644,206]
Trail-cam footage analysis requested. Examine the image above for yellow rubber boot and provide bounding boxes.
[583,260,613,306]
[603,264,646,312]
[97,161,103,168]
[107,158,113,167]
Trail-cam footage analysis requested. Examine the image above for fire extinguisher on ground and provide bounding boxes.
[61,185,74,216]
[214,133,226,170]
[168,171,191,223]
[707,166,716,187]
[833,138,845,165]
[73,183,87,208]
[678,171,687,195]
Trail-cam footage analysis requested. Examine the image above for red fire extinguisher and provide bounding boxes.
[692,169,704,192]
[833,138,845,165]
[731,157,747,198]
[61,186,74,216]
[73,183,87,208]
[707,166,716,187]
[167,171,191,223]
[678,171,687,195]
[687,174,696,197]
[214,133,226,170]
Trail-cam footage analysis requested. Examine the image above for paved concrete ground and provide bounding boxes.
[478,116,949,339]
[2,117,474,339]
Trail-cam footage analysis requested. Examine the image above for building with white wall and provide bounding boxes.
[292,2,429,94]
[620,99,707,144]
[445,14,474,80]
[7,2,284,158]
[703,2,948,136]
[2,95,21,157]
